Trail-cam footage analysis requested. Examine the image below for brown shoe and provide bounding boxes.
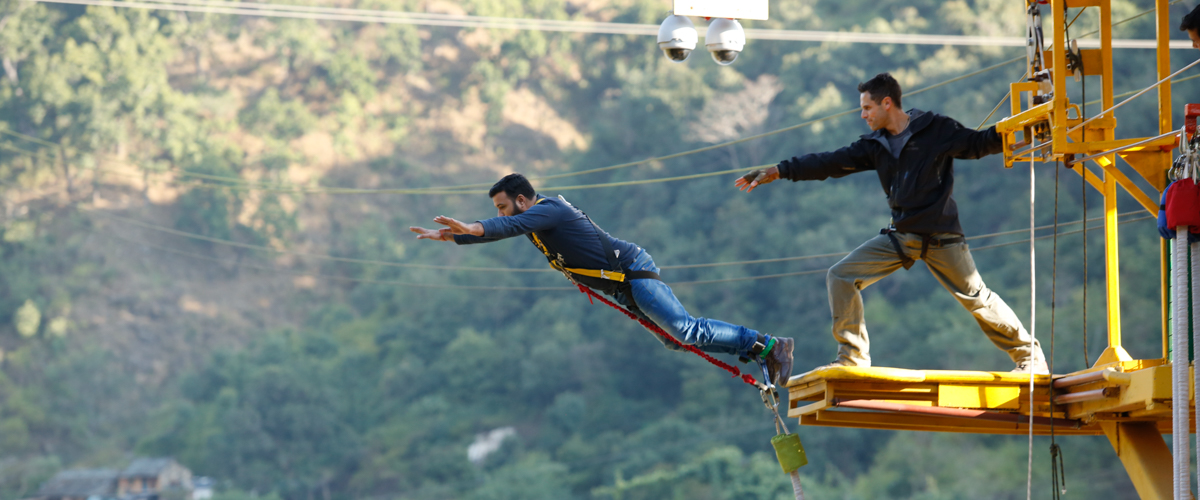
[807,359,865,373]
[1011,358,1050,375]
[763,337,794,386]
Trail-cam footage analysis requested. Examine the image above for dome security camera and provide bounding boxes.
[657,14,698,62]
[705,18,745,66]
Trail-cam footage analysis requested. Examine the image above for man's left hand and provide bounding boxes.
[410,226,454,241]
[734,166,780,193]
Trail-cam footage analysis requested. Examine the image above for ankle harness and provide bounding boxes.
[739,334,776,363]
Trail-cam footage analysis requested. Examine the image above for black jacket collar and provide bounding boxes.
[862,109,931,144]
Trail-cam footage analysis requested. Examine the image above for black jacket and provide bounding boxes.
[776,109,1003,235]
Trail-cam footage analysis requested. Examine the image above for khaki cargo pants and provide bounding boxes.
[826,231,1042,367]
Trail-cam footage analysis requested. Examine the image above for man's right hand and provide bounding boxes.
[734,166,780,193]
[409,226,454,241]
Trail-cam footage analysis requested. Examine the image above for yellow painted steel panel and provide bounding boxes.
[801,411,1103,435]
[1065,0,1104,9]
[786,366,1051,388]
[1120,151,1170,195]
[938,385,1021,409]
[920,370,1052,384]
[1040,49,1104,76]
[786,366,926,387]
[1102,422,1174,500]
[996,101,1054,134]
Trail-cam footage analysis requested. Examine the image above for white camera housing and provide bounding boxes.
[657,14,698,63]
[705,18,745,66]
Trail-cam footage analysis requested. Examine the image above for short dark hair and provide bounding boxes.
[489,173,536,200]
[857,73,903,108]
[1181,3,1200,32]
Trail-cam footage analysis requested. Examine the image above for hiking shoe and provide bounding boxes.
[763,337,794,386]
[809,360,856,372]
[1011,358,1050,375]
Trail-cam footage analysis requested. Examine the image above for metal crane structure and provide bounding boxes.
[783,0,1190,498]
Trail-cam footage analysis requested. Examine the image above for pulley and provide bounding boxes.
[1065,39,1084,82]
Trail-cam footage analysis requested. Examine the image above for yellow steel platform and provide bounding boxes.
[785,362,1182,437]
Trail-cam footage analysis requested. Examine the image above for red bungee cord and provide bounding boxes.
[576,284,759,387]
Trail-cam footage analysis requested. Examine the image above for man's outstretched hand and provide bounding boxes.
[409,226,454,241]
[432,216,484,236]
[734,166,780,193]
[410,216,484,242]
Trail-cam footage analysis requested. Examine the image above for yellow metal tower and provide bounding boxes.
[784,0,1188,497]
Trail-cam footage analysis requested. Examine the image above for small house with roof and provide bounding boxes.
[30,458,197,500]
[33,468,118,500]
[117,458,193,497]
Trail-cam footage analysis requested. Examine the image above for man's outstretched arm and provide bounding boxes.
[734,140,876,193]
[411,206,559,245]
[734,166,780,192]
[947,122,1005,160]
[410,216,489,244]
[409,226,455,241]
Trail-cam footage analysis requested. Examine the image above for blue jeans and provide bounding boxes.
[611,250,760,356]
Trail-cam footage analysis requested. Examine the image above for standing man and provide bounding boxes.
[734,73,1047,374]
[410,173,796,384]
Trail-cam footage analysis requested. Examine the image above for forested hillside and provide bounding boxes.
[0,0,1195,497]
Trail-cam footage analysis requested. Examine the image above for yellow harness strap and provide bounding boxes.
[528,198,627,282]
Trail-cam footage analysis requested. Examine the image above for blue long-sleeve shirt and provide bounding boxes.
[453,195,641,272]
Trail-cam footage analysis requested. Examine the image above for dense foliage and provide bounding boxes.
[0,0,1193,497]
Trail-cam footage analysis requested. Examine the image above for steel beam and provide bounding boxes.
[1101,421,1174,500]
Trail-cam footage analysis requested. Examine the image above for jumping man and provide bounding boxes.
[410,173,796,384]
[735,73,1048,374]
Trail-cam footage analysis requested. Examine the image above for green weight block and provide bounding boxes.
[771,433,808,473]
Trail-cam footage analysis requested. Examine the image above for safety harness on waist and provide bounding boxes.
[527,197,660,291]
[879,226,965,270]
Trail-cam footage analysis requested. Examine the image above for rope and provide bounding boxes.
[1050,444,1066,500]
[103,212,1154,293]
[110,59,1200,196]
[317,56,1023,191]
[1192,237,1200,492]
[976,72,1200,130]
[1066,7,1087,31]
[103,162,765,196]
[977,68,1029,131]
[573,283,758,387]
[89,210,549,272]
[17,50,1200,197]
[9,0,1083,46]
[5,1,1184,196]
[1082,71,1091,368]
[91,204,1150,276]
[1049,160,1066,500]
[0,57,1024,195]
[98,231,576,290]
[1026,153,1037,500]
[789,471,806,500]
[1048,18,1066,497]
[1174,227,1190,500]
[968,215,1153,251]
[1068,57,1200,135]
